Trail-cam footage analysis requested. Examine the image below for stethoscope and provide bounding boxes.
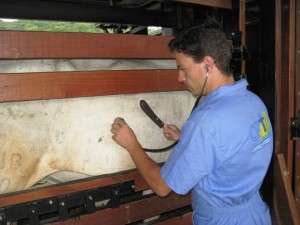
[142,66,210,153]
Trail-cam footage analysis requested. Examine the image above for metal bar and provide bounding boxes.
[175,0,232,9]
[1,180,135,224]
[0,0,175,27]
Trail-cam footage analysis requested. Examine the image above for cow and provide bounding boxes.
[0,59,194,194]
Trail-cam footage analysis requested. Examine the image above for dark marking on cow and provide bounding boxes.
[0,152,5,169]
[11,153,22,170]
[0,178,10,192]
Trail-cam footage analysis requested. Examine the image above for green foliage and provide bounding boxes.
[0,19,103,33]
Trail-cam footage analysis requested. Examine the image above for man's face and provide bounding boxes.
[174,52,206,96]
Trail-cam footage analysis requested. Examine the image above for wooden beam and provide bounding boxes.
[0,31,174,59]
[0,70,185,102]
[294,0,300,214]
[239,0,246,74]
[275,0,294,178]
[0,169,149,207]
[274,154,300,225]
[175,0,232,9]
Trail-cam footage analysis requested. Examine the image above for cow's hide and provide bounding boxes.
[0,92,194,194]
[0,59,195,194]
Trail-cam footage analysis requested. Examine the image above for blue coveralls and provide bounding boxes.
[161,79,273,225]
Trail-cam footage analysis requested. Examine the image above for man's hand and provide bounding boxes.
[163,124,180,141]
[111,117,172,197]
[111,117,140,151]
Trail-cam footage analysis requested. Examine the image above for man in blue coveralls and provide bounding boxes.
[111,20,273,225]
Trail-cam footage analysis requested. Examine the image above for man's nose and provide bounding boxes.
[178,70,186,83]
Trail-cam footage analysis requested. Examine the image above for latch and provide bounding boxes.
[227,31,250,81]
[291,114,300,140]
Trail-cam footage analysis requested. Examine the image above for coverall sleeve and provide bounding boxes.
[161,119,223,195]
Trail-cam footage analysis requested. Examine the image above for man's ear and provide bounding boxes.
[203,56,215,72]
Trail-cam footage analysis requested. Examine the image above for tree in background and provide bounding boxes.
[0,19,161,35]
[0,19,102,33]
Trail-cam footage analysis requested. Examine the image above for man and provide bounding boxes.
[111,20,273,225]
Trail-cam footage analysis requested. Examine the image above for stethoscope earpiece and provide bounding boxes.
[205,64,209,72]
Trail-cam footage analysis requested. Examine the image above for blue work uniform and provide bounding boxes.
[161,78,273,225]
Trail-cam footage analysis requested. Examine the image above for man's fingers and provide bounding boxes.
[114,117,126,125]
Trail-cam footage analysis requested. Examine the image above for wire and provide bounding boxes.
[143,70,209,153]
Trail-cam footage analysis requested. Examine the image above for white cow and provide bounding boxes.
[0,59,195,194]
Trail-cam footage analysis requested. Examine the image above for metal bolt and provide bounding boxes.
[296,175,299,179]
[0,215,3,221]
[32,209,35,213]
[89,195,93,200]
[49,200,53,204]
[283,170,289,176]
[60,201,65,206]
[113,189,119,195]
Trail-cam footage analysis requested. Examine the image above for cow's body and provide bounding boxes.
[0,92,193,194]
[0,59,194,194]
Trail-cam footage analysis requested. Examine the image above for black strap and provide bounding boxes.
[142,97,200,153]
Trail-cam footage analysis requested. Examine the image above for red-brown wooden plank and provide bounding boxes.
[0,69,185,102]
[50,192,191,225]
[0,31,174,59]
[274,154,300,225]
[0,169,149,207]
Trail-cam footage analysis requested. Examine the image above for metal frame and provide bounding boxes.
[0,181,135,225]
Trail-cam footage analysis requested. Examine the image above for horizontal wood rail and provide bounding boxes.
[0,31,174,59]
[0,169,148,207]
[0,31,182,102]
[0,69,185,102]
